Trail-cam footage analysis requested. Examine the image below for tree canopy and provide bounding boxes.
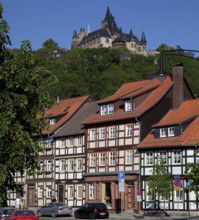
[0,3,51,203]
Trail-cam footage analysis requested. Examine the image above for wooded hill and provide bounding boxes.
[32,46,199,102]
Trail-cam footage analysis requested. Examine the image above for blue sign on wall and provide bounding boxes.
[118,171,125,180]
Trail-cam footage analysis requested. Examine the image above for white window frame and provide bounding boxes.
[99,128,105,139]
[46,187,51,198]
[47,160,52,171]
[159,151,167,164]
[126,125,132,137]
[100,104,114,115]
[90,153,96,167]
[90,129,96,141]
[174,188,183,201]
[60,160,65,172]
[160,128,166,137]
[126,150,132,164]
[77,137,82,146]
[68,159,74,171]
[99,153,105,166]
[61,139,65,148]
[40,160,44,172]
[68,185,74,199]
[47,136,53,148]
[76,159,82,171]
[145,152,154,165]
[168,127,175,137]
[125,100,134,112]
[89,184,94,199]
[109,126,115,138]
[109,152,116,165]
[49,118,56,125]
[38,187,43,198]
[173,151,182,164]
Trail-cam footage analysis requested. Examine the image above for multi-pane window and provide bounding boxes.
[77,137,82,146]
[68,185,74,198]
[61,139,65,148]
[89,184,94,199]
[159,152,167,164]
[47,136,53,148]
[145,152,154,165]
[100,104,114,115]
[49,118,56,125]
[60,160,65,172]
[47,160,52,171]
[46,187,51,198]
[125,100,134,111]
[69,138,74,146]
[109,127,115,138]
[126,125,132,137]
[174,188,183,201]
[90,154,96,167]
[40,160,44,172]
[99,153,105,166]
[168,127,175,137]
[126,150,132,164]
[109,152,116,165]
[99,128,105,139]
[76,159,82,171]
[68,159,74,171]
[173,151,181,164]
[160,128,166,137]
[38,187,43,198]
[90,129,96,141]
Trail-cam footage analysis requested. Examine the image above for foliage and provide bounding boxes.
[0,4,51,203]
[147,157,173,202]
[185,147,199,196]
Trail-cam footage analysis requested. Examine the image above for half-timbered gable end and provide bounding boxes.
[26,95,92,207]
[138,99,199,211]
[82,65,193,212]
[52,102,98,208]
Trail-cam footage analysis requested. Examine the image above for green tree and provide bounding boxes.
[42,38,59,51]
[0,3,51,204]
[185,147,199,197]
[147,157,173,211]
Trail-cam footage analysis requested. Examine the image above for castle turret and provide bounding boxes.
[140,31,147,45]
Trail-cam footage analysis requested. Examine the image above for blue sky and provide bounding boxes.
[1,0,199,51]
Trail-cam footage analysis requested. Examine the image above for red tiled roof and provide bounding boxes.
[83,76,173,125]
[42,95,90,135]
[138,100,199,149]
[153,99,199,127]
[138,116,199,149]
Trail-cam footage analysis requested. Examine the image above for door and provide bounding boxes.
[58,185,64,203]
[127,184,135,210]
[27,187,35,207]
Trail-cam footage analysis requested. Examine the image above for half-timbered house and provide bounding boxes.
[52,101,98,207]
[82,65,193,212]
[25,95,92,207]
[138,90,199,211]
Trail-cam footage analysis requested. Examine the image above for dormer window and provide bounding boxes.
[49,118,56,125]
[100,104,114,115]
[168,127,175,137]
[125,100,134,112]
[160,128,166,137]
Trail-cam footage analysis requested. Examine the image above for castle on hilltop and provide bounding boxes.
[71,7,147,55]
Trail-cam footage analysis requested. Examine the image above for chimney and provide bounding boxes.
[172,64,184,110]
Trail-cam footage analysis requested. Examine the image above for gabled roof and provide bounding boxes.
[153,99,199,127]
[53,102,98,138]
[138,99,199,149]
[42,95,90,135]
[83,76,173,125]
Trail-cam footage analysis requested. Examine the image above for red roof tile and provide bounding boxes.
[42,95,90,135]
[154,99,199,127]
[83,76,173,125]
[138,100,199,149]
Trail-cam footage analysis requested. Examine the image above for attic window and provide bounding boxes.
[49,118,56,125]
[160,128,166,137]
[125,100,134,112]
[100,104,114,115]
